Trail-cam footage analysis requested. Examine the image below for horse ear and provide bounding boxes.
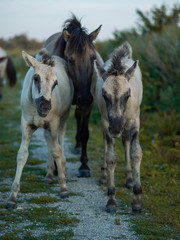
[94,60,106,81]
[125,60,138,81]
[63,29,71,42]
[89,25,102,42]
[22,51,40,68]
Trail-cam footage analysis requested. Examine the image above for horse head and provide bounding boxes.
[22,50,58,117]
[95,43,138,138]
[62,16,101,108]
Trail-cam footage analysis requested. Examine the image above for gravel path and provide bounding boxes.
[30,128,140,240]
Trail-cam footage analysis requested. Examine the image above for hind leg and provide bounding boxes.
[130,130,143,212]
[122,132,133,189]
[50,120,68,198]
[58,109,70,176]
[6,117,35,209]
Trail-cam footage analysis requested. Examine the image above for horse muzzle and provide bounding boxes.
[35,96,51,118]
[108,117,124,138]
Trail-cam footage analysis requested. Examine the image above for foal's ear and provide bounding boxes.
[22,51,40,68]
[63,29,71,42]
[125,60,138,81]
[89,25,102,42]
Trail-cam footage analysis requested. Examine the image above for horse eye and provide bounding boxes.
[91,54,96,61]
[67,57,74,65]
[34,74,40,83]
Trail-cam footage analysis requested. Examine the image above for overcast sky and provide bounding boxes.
[0,0,178,41]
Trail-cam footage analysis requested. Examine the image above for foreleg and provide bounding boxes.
[130,130,143,212]
[6,117,35,209]
[105,131,117,212]
[122,132,133,188]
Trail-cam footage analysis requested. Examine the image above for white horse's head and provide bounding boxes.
[22,50,58,117]
[95,43,138,138]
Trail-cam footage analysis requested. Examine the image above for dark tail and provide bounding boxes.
[6,57,17,87]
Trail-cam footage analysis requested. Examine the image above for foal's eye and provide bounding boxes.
[34,74,40,83]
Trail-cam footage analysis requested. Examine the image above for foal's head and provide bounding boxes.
[62,15,101,107]
[22,50,58,117]
[96,43,138,137]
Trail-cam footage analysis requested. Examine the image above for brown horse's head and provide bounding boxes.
[62,15,101,107]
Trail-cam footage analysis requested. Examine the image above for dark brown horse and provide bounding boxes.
[44,15,104,177]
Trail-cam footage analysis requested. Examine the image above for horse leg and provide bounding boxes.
[130,130,143,212]
[58,109,70,176]
[77,107,92,178]
[44,129,54,184]
[51,121,68,198]
[122,132,133,188]
[105,132,117,213]
[74,107,82,154]
[6,117,35,209]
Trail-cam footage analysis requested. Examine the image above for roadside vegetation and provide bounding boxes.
[0,3,180,240]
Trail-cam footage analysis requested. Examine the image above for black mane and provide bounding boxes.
[62,15,93,55]
[106,43,132,77]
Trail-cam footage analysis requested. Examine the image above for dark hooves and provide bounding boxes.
[60,191,69,199]
[6,201,17,209]
[77,170,90,178]
[132,200,142,213]
[106,199,117,213]
[132,206,142,213]
[126,183,133,189]
[73,148,82,155]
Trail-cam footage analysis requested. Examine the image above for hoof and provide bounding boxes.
[126,178,133,189]
[106,205,117,213]
[77,170,90,178]
[126,183,133,189]
[106,199,117,213]
[60,191,69,199]
[73,148,81,155]
[6,201,17,209]
[132,199,142,213]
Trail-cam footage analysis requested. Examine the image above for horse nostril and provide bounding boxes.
[39,101,44,109]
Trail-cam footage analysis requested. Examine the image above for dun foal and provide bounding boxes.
[6,50,73,209]
[95,43,143,212]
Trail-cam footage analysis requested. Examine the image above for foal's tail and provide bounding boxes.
[6,57,17,87]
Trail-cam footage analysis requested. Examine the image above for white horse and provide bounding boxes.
[6,49,73,209]
[95,42,143,212]
[0,47,16,99]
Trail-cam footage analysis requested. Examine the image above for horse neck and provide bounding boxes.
[54,34,66,59]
